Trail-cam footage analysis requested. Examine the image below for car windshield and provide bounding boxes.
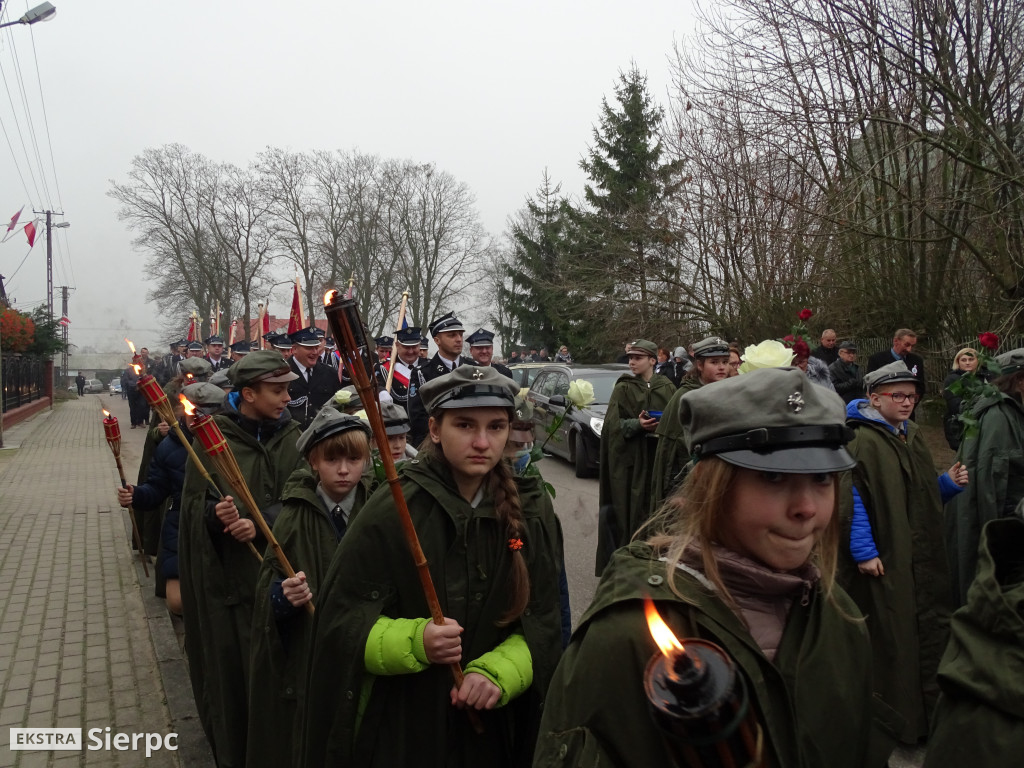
[577,371,622,404]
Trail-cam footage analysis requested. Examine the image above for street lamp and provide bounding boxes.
[0,2,56,29]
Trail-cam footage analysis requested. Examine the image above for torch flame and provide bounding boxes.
[132,364,141,375]
[179,395,196,417]
[324,289,338,305]
[125,337,136,354]
[645,597,684,658]
[102,409,111,418]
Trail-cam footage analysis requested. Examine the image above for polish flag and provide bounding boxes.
[24,221,36,247]
[6,206,23,232]
[389,360,411,387]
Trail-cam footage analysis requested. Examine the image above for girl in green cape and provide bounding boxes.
[300,365,564,767]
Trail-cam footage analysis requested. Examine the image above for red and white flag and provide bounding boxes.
[388,360,411,387]
[24,221,37,247]
[58,316,70,327]
[7,206,23,232]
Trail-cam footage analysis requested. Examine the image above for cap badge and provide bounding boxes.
[787,392,805,413]
[471,369,485,380]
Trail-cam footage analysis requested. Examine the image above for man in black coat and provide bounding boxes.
[828,341,864,404]
[203,335,233,372]
[408,311,465,447]
[810,329,840,367]
[376,326,423,414]
[465,327,514,380]
[866,328,926,388]
[286,326,339,430]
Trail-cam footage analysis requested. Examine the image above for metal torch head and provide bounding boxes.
[324,290,374,379]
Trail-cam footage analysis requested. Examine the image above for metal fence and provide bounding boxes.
[2,354,48,413]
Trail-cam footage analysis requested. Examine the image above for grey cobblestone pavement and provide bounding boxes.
[0,395,211,767]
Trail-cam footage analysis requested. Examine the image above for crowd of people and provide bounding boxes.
[110,315,1024,767]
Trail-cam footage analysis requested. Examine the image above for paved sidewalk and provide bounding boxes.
[0,395,211,767]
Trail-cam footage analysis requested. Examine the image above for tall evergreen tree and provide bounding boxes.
[571,66,682,345]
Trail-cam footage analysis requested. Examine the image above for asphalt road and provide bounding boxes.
[536,453,601,627]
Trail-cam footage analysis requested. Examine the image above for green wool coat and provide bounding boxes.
[299,453,565,768]
[246,467,373,768]
[650,377,702,513]
[945,391,1024,606]
[595,372,676,575]
[178,409,303,768]
[924,516,1024,768]
[838,414,951,743]
[535,543,896,768]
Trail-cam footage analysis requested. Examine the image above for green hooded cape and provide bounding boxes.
[595,372,676,575]
[535,543,896,768]
[945,391,1024,606]
[924,516,1024,767]
[838,411,951,743]
[178,408,303,768]
[246,467,373,768]
[299,452,564,767]
[650,377,702,513]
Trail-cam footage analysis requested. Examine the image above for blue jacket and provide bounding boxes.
[846,400,962,562]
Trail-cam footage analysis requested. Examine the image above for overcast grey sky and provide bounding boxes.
[0,0,697,353]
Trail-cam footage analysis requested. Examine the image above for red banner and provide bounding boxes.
[288,281,303,333]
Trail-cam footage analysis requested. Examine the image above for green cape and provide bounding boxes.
[299,452,564,767]
[595,372,676,575]
[925,516,1024,767]
[945,392,1024,605]
[650,377,702,512]
[838,414,951,742]
[246,467,373,768]
[178,411,303,767]
[535,543,895,768]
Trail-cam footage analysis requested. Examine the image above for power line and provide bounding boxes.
[0,28,45,204]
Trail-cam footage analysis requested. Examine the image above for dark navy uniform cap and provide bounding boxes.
[173,338,188,348]
[289,327,321,347]
[419,337,430,349]
[375,336,395,348]
[429,312,465,336]
[396,327,422,346]
[229,340,251,355]
[204,335,224,346]
[466,328,496,347]
[187,341,204,352]
[325,337,337,349]
[249,340,261,351]
[314,327,326,339]
[269,334,292,350]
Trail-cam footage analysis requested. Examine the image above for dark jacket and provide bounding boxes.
[407,353,463,447]
[941,370,968,449]
[178,399,303,768]
[535,543,894,768]
[829,359,864,404]
[945,391,1024,606]
[133,428,188,578]
[839,400,953,742]
[595,372,676,575]
[866,349,926,386]
[811,343,839,366]
[247,467,373,768]
[650,376,702,514]
[287,358,338,430]
[300,453,565,767]
[924,516,1024,768]
[204,355,233,373]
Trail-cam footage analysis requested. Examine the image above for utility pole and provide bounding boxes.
[58,285,69,388]
[33,209,69,320]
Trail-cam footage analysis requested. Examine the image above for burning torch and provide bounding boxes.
[644,598,764,768]
[324,288,483,732]
[101,409,149,577]
[131,364,262,562]
[181,395,312,614]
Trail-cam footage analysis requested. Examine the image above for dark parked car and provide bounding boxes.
[526,364,627,478]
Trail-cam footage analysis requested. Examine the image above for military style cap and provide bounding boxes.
[204,335,224,346]
[419,365,518,413]
[172,338,188,348]
[838,340,857,351]
[271,335,293,350]
[466,328,496,347]
[261,331,277,342]
[380,401,411,436]
[680,367,855,473]
[375,336,395,348]
[430,311,465,337]
[249,340,261,351]
[325,337,337,349]
[187,341,204,352]
[396,327,422,346]
[314,327,326,339]
[228,350,299,388]
[289,326,321,347]
[419,337,430,350]
[296,407,370,457]
[863,361,918,391]
[182,382,227,412]
[625,339,658,359]
[995,348,1024,376]
[229,340,251,355]
[179,357,213,380]
[692,336,731,358]
[209,370,232,391]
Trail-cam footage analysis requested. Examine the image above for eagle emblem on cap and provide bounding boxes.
[787,392,805,413]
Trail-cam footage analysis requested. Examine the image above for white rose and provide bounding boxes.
[567,379,596,408]
[738,340,794,374]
